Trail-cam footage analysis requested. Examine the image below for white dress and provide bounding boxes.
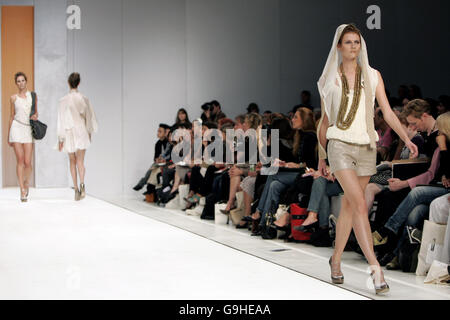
[9,91,33,144]
[57,90,98,153]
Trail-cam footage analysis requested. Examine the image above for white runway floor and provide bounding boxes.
[0,188,366,300]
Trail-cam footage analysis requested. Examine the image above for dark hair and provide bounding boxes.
[338,24,362,44]
[159,123,170,130]
[210,100,221,108]
[201,103,212,111]
[68,72,81,89]
[263,110,272,115]
[293,108,317,157]
[14,72,27,83]
[270,117,293,140]
[176,108,191,125]
[247,103,259,114]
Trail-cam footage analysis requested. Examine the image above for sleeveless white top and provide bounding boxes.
[326,76,379,145]
[9,91,33,143]
[14,91,32,125]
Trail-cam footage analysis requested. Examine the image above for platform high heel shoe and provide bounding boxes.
[329,256,344,284]
[370,268,390,295]
[74,187,81,201]
[80,183,86,200]
[20,188,28,203]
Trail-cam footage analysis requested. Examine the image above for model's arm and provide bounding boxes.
[317,99,329,176]
[375,71,418,158]
[8,96,16,147]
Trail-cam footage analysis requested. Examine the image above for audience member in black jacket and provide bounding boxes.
[133,123,170,191]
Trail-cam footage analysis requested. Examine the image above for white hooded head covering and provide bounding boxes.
[317,24,378,160]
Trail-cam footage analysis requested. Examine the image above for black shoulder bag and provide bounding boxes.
[29,92,47,140]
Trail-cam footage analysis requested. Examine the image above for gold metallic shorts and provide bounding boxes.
[327,139,376,177]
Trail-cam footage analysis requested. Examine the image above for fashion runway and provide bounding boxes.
[0,188,365,300]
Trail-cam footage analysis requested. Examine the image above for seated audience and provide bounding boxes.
[373,111,449,267]
[250,108,318,230]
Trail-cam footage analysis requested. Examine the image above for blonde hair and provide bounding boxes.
[436,111,450,141]
[245,113,262,130]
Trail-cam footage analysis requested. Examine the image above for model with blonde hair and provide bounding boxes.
[317,24,418,294]
[8,72,38,202]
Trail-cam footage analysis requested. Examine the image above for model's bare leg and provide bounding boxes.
[75,149,86,185]
[330,193,353,276]
[69,153,78,188]
[334,170,385,282]
[13,143,26,195]
[365,183,382,213]
[22,143,33,193]
[225,175,241,210]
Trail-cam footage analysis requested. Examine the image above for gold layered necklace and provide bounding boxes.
[337,64,362,130]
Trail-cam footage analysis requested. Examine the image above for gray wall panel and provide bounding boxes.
[123,0,186,194]
[186,0,280,119]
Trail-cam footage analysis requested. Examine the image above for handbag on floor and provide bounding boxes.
[30,92,47,140]
[399,226,422,273]
[416,220,447,276]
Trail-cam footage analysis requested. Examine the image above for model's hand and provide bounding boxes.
[388,178,408,192]
[318,159,328,177]
[405,140,418,159]
[30,113,38,121]
[59,142,64,152]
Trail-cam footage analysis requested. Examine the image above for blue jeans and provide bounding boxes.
[385,186,448,235]
[257,172,298,226]
[307,177,343,227]
[393,204,429,256]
